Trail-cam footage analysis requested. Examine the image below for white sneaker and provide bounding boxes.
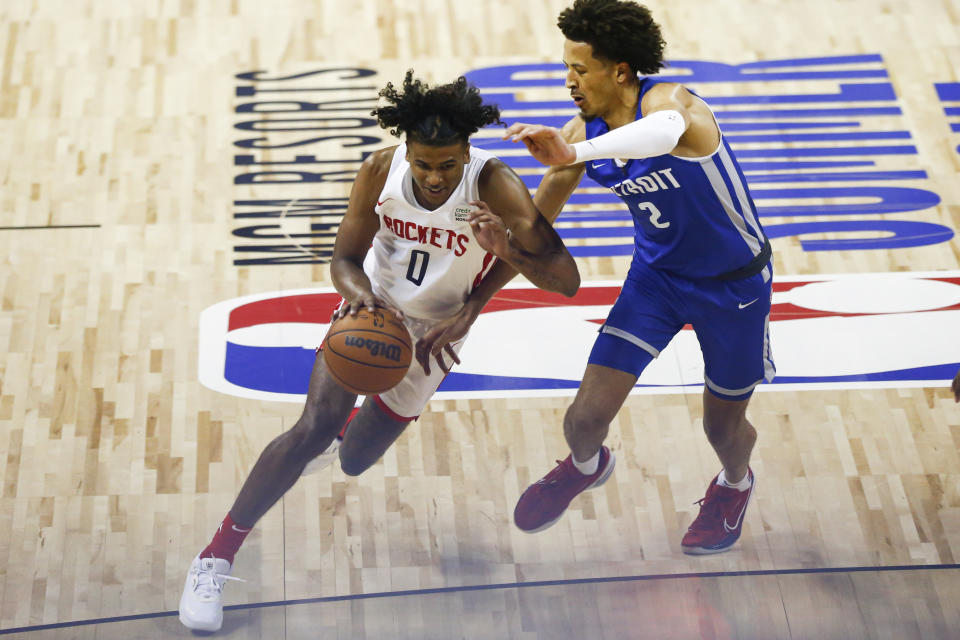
[301,436,342,476]
[178,555,244,631]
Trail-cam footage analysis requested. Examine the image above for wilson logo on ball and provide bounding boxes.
[343,336,405,362]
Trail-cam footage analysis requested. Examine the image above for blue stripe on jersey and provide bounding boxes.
[583,78,769,278]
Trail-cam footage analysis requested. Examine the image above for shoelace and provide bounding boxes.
[537,459,574,486]
[689,493,729,531]
[192,556,246,600]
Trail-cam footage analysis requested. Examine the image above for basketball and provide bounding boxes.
[323,308,413,394]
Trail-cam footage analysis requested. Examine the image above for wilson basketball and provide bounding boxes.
[323,308,413,394]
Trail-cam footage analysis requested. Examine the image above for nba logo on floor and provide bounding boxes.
[199,273,960,403]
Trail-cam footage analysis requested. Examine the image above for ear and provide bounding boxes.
[616,61,632,83]
[463,144,471,164]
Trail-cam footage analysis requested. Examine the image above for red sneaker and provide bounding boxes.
[681,469,755,555]
[513,446,616,533]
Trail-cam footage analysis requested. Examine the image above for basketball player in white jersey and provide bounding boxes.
[178,72,580,632]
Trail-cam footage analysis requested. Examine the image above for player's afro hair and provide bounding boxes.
[371,71,502,145]
[558,0,666,76]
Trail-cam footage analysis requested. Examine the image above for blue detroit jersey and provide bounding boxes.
[583,78,768,279]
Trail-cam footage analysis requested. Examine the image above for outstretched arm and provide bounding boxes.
[504,110,686,166]
[504,84,712,166]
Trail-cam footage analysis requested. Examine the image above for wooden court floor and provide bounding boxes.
[1,0,960,638]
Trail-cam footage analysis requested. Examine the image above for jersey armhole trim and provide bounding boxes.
[670,95,723,164]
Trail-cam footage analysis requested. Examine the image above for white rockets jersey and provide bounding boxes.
[362,143,497,321]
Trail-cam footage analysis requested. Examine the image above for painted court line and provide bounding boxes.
[2,563,959,635]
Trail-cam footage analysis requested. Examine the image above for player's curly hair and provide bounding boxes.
[558,0,666,76]
[371,71,502,145]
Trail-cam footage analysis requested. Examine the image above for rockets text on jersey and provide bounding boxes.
[362,144,498,321]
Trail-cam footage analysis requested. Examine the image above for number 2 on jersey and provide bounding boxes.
[406,249,430,286]
[638,201,670,229]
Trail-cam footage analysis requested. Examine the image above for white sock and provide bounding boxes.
[572,450,600,475]
[717,469,752,491]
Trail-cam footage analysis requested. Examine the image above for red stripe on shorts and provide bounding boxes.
[373,395,419,422]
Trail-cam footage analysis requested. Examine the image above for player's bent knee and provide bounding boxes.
[338,449,374,477]
[703,413,754,448]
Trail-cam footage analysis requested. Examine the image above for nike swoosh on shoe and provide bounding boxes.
[723,501,749,532]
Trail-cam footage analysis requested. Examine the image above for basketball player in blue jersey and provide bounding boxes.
[178,73,579,632]
[507,0,775,555]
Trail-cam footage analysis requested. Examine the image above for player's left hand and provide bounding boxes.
[952,371,960,403]
[468,201,511,258]
[414,311,471,376]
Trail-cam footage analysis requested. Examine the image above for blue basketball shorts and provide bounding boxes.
[588,260,776,400]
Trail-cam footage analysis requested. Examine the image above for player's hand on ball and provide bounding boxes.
[335,291,403,321]
[468,201,511,257]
